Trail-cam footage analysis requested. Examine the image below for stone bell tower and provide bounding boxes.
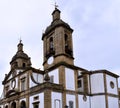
[42,7,74,70]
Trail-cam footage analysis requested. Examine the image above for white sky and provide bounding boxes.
[0,0,120,92]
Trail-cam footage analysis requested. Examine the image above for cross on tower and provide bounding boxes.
[54,2,58,9]
[19,37,22,43]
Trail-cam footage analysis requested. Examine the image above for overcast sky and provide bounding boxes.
[0,0,120,93]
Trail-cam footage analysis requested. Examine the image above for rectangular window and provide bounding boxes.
[21,78,26,91]
[55,99,60,108]
[50,75,54,83]
[78,80,82,88]
[34,104,39,108]
[33,102,39,108]
[69,101,74,108]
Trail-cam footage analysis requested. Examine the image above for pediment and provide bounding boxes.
[2,69,23,84]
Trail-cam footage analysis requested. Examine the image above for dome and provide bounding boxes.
[10,40,31,64]
[45,19,73,35]
[11,51,30,63]
[42,8,73,39]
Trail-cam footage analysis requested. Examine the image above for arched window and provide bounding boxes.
[21,101,26,108]
[11,102,16,108]
[49,37,53,51]
[64,34,73,56]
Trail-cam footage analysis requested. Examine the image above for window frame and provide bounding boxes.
[69,101,74,108]
[54,99,61,108]
[21,78,26,91]
[32,101,40,108]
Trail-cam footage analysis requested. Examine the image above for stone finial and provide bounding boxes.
[17,39,23,52]
[44,72,50,82]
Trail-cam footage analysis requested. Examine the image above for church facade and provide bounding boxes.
[0,8,119,108]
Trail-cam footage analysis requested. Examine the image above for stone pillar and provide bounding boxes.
[26,95,29,108]
[44,89,51,108]
[76,94,78,108]
[62,92,66,108]
[16,100,19,108]
[59,66,66,88]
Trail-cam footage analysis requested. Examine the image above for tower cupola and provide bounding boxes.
[52,7,61,21]
[10,40,31,70]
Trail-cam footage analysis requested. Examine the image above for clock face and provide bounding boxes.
[47,56,54,64]
[11,79,16,89]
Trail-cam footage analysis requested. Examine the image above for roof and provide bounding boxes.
[10,51,30,63]
[42,8,73,40]
[10,41,30,64]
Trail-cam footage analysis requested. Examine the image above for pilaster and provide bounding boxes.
[59,66,66,88]
[44,89,51,108]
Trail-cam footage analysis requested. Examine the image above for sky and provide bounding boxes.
[0,0,120,93]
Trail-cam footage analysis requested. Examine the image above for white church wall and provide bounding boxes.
[30,93,44,108]
[66,94,76,108]
[29,73,44,88]
[108,96,119,108]
[78,95,90,108]
[65,68,75,90]
[51,92,62,108]
[32,73,43,83]
[91,95,106,108]
[91,73,104,94]
[30,75,37,87]
[106,74,118,94]
[49,69,59,84]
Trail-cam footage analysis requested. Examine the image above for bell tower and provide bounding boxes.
[42,7,74,70]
